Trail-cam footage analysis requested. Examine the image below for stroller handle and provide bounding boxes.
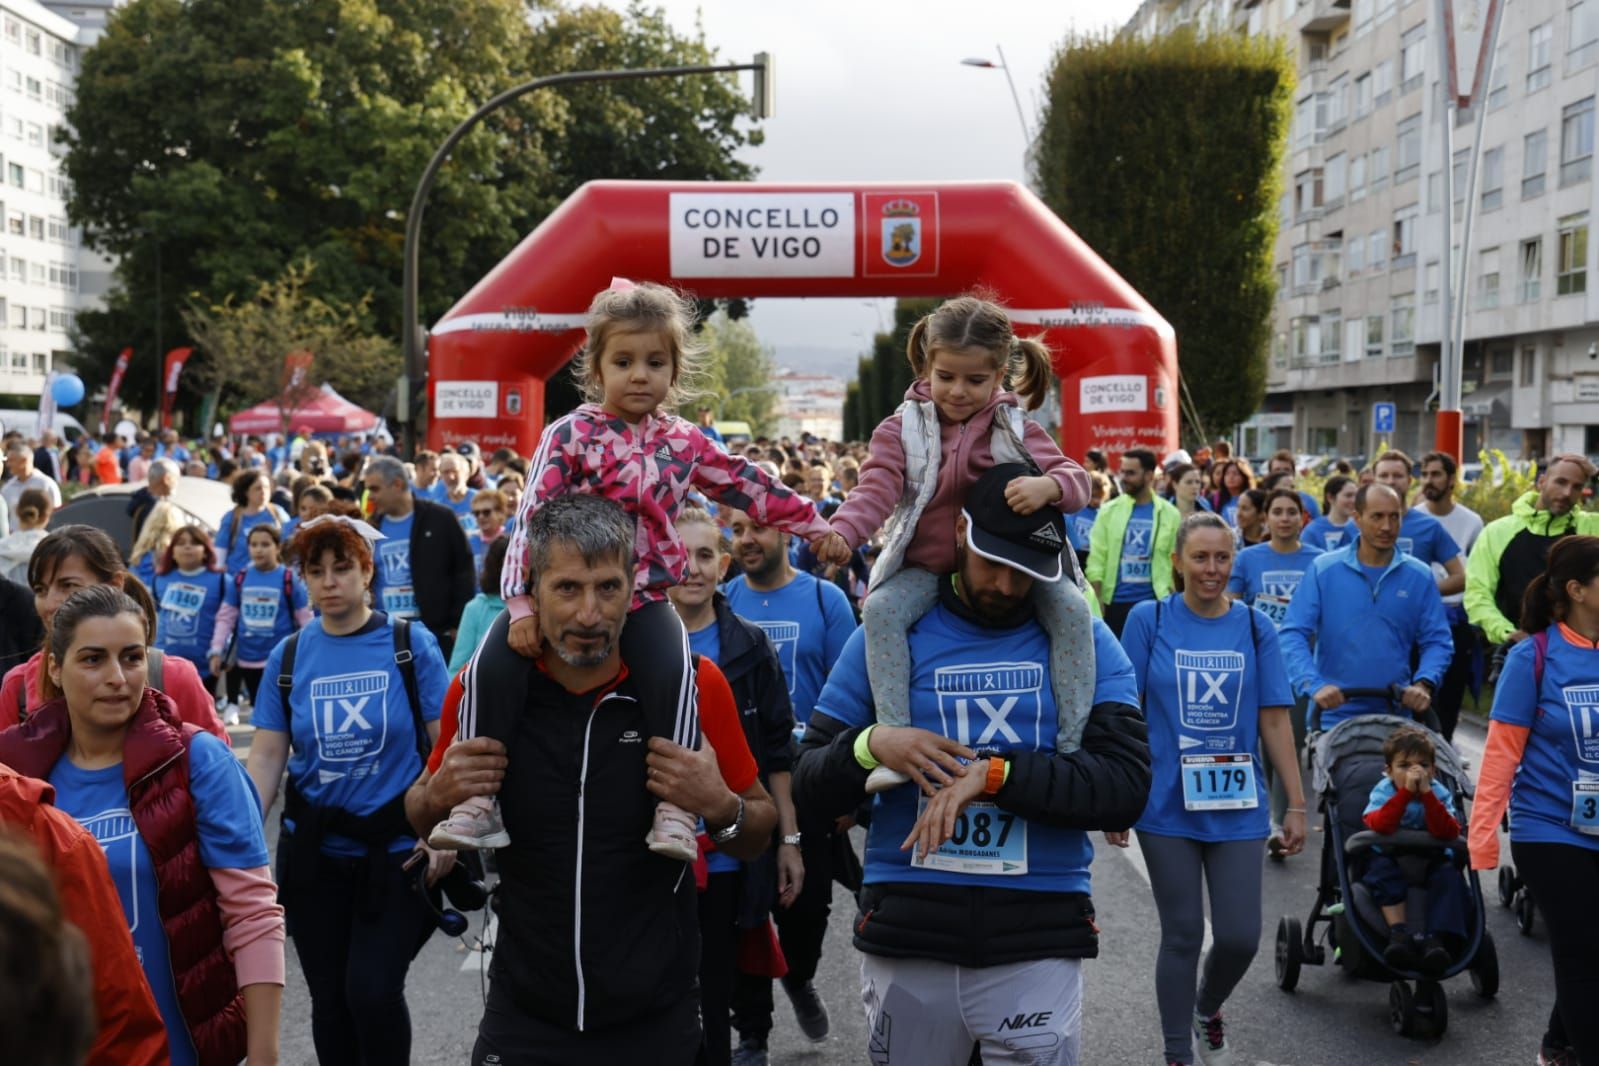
[1309,685,1440,733]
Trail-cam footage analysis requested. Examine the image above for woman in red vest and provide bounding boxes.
[0,584,284,1065]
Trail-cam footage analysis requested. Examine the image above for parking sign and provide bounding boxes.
[1373,402,1396,435]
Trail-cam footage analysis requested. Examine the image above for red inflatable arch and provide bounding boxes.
[428,180,1177,461]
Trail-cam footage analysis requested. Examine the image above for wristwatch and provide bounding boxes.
[781,833,802,847]
[974,747,1009,797]
[711,795,746,845]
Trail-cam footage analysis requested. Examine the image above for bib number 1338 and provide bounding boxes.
[1181,753,1258,811]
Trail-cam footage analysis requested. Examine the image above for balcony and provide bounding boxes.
[1303,0,1351,33]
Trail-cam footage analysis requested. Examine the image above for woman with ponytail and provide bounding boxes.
[0,525,228,741]
[826,294,1097,791]
[1469,535,1599,1066]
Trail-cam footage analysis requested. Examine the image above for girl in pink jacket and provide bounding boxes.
[430,280,845,857]
[827,296,1095,792]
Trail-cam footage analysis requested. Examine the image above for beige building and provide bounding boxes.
[1126,0,1599,464]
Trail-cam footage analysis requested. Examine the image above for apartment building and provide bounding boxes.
[1126,0,1599,463]
[772,367,846,442]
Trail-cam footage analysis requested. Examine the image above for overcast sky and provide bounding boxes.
[595,0,1144,376]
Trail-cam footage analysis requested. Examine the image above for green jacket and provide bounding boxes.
[1085,492,1180,606]
[1464,491,1599,643]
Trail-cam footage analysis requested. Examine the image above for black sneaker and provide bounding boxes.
[730,1036,768,1066]
[1419,936,1452,977]
[781,976,830,1042]
[1383,932,1418,972]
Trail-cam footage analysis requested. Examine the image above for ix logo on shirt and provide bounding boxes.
[1563,685,1599,765]
[933,662,1045,748]
[753,620,800,694]
[311,671,390,767]
[1174,649,1245,731]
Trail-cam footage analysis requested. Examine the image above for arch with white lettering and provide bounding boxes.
[428,180,1178,459]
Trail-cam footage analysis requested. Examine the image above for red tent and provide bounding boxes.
[227,384,379,435]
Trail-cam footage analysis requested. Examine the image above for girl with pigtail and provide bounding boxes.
[827,295,1096,792]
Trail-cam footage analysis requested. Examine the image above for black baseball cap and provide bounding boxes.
[961,462,1066,583]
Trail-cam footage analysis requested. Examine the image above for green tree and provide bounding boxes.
[848,298,939,433]
[1034,29,1292,440]
[63,0,759,420]
[688,312,778,435]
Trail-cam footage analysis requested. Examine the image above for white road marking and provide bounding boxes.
[459,911,497,973]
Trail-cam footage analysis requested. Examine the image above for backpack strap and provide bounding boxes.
[1532,628,1550,692]
[276,631,302,703]
[392,619,431,765]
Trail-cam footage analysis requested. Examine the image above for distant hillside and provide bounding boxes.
[772,344,866,381]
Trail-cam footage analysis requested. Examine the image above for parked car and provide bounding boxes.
[47,478,233,561]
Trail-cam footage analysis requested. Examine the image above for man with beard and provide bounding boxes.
[792,463,1150,1065]
[1086,447,1179,637]
[1411,452,1484,740]
[406,494,775,1062]
[722,507,858,1064]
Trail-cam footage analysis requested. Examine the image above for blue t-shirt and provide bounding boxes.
[373,512,418,620]
[686,619,740,875]
[445,492,478,537]
[49,732,268,1066]
[1121,596,1293,842]
[723,571,857,725]
[224,564,308,663]
[415,480,448,504]
[153,568,226,670]
[1349,510,1461,568]
[1066,506,1098,554]
[216,508,288,576]
[1113,502,1157,604]
[131,550,157,591]
[1219,497,1241,528]
[1301,515,1352,551]
[251,614,448,856]
[816,605,1138,894]
[1490,633,1599,851]
[1227,542,1323,629]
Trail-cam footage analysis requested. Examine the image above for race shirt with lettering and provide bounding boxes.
[1301,515,1352,551]
[374,512,419,620]
[1490,632,1599,851]
[153,568,225,671]
[48,731,268,1066]
[224,564,309,663]
[814,606,1138,893]
[1113,501,1156,604]
[1228,542,1323,630]
[252,613,448,857]
[724,570,856,725]
[1121,595,1292,842]
[1066,506,1098,554]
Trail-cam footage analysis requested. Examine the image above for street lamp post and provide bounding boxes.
[961,46,1032,146]
[398,55,775,457]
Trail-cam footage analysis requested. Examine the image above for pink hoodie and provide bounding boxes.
[830,381,1090,576]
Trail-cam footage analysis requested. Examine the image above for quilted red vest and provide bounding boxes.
[0,688,247,1065]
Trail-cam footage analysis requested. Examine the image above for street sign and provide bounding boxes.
[1444,0,1503,107]
[1373,402,1396,435]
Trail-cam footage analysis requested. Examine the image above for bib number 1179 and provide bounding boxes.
[1180,753,1258,811]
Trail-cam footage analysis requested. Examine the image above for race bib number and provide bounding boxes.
[1254,593,1291,628]
[240,587,281,631]
[381,585,418,619]
[909,797,1027,875]
[1572,780,1599,835]
[1180,753,1258,811]
[1120,519,1153,585]
[159,582,206,639]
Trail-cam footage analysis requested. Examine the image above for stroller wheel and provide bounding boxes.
[1388,980,1415,1036]
[1496,866,1516,908]
[1416,979,1449,1038]
[1469,931,1500,999]
[1275,916,1303,991]
[1516,892,1537,936]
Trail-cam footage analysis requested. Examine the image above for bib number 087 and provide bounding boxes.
[949,808,1016,849]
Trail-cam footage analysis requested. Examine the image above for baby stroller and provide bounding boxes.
[1273,688,1498,1039]
[1494,815,1539,936]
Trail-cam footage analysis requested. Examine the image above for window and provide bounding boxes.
[1478,247,1501,308]
[3,19,17,45]
[25,170,41,195]
[1327,75,1348,129]
[1291,316,1317,363]
[1326,153,1347,204]
[1273,332,1288,368]
[25,29,39,56]
[1350,153,1368,201]
[1488,41,1510,110]
[1427,170,1442,213]
[1292,242,1320,289]
[1558,214,1589,295]
[1365,314,1384,358]
[1294,95,1314,150]
[27,216,42,241]
[1424,259,1441,304]
[1322,311,1342,361]
[29,263,43,284]
[1521,346,1537,387]
[1572,0,1599,70]
[1561,97,1594,186]
[1522,237,1543,302]
[1369,228,1387,271]
[1453,147,1469,220]
[24,123,41,148]
[6,164,20,189]
[5,212,20,237]
[1529,22,1554,91]
[1400,25,1426,92]
[1295,170,1324,216]
[1370,145,1390,190]
[1481,147,1504,210]
[1393,204,1419,264]
[25,78,41,101]
[7,304,23,329]
[1374,60,1394,104]
[1354,0,1374,36]
[1391,298,1415,357]
[1354,72,1373,117]
[1395,113,1422,182]
[1347,233,1365,274]
[7,257,21,280]
[1525,128,1549,198]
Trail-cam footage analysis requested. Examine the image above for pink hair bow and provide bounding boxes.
[610,276,637,292]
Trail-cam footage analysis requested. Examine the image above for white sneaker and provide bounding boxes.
[646,801,698,862]
[222,702,241,727]
[429,794,510,850]
[1192,1011,1233,1066]
[864,765,912,794]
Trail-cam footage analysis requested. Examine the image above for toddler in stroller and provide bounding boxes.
[1360,725,1470,976]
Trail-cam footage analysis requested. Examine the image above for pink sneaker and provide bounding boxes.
[428,794,510,850]
[646,801,698,862]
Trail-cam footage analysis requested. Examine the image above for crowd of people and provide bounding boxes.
[0,282,1594,1066]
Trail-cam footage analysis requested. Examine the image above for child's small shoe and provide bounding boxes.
[428,794,511,850]
[864,766,912,794]
[1382,925,1418,971]
[646,801,699,862]
[1418,935,1452,976]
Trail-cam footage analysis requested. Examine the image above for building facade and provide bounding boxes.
[772,367,846,442]
[1126,0,1599,464]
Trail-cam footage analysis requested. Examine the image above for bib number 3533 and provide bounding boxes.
[1181,753,1258,812]
[1572,780,1599,835]
[909,798,1027,876]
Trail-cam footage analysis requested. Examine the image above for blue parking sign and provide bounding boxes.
[1373,402,1395,434]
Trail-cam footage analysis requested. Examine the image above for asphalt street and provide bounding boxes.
[237,712,1559,1065]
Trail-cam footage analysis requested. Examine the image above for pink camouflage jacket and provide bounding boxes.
[502,403,832,620]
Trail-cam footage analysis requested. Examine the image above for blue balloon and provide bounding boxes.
[50,372,85,407]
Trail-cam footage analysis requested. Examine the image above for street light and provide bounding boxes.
[961,46,1031,145]
[398,53,776,456]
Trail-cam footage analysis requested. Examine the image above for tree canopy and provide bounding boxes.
[63,0,760,418]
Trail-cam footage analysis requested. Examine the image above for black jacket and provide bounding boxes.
[791,585,1151,968]
[0,575,41,679]
[405,497,475,651]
